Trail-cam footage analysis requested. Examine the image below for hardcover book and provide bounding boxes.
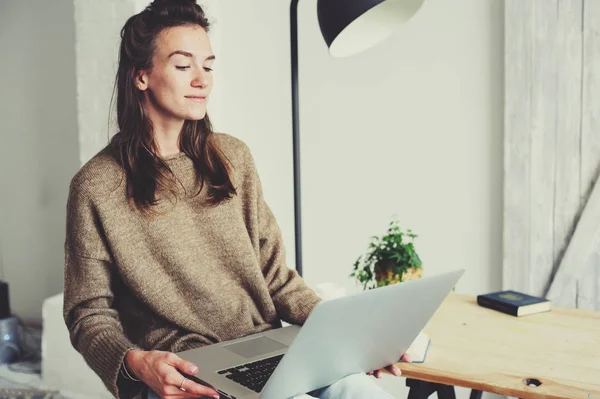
[477,290,551,317]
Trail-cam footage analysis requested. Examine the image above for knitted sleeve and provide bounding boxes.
[63,174,142,399]
[238,141,323,325]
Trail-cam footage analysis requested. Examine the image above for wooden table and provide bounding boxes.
[392,294,600,399]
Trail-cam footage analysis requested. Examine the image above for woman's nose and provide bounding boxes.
[192,71,209,88]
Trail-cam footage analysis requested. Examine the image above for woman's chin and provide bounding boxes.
[183,111,207,121]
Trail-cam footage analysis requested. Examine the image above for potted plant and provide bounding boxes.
[350,218,423,290]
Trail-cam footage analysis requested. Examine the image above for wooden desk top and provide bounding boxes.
[393,294,600,399]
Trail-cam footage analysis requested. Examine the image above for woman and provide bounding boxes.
[63,1,409,398]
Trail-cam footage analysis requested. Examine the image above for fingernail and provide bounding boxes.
[188,365,198,373]
[212,394,220,399]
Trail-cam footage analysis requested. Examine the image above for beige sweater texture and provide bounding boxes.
[63,133,322,398]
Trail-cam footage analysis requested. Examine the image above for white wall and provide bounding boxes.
[217,0,504,294]
[217,1,504,398]
[0,0,80,322]
[215,0,298,283]
[302,0,505,298]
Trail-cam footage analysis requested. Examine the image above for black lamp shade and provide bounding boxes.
[317,0,424,57]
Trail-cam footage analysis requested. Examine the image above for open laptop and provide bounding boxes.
[178,269,464,399]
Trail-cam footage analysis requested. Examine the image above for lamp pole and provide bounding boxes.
[290,0,303,277]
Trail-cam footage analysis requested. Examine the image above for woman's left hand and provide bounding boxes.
[367,353,412,379]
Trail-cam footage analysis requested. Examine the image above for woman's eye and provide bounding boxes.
[176,66,190,70]
[204,67,213,72]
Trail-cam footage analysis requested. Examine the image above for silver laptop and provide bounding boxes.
[178,269,464,399]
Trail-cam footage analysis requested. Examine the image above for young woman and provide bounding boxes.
[63,1,409,398]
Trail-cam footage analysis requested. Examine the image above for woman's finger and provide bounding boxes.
[164,353,199,375]
[166,373,220,399]
[386,364,402,376]
[369,361,404,378]
[159,383,206,399]
[181,379,220,398]
[157,362,218,398]
[401,353,413,363]
[161,379,220,399]
[159,353,219,397]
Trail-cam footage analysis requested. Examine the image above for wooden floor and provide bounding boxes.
[0,364,88,399]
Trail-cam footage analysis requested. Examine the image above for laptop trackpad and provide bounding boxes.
[223,336,287,359]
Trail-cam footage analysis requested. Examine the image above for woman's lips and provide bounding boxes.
[185,95,206,102]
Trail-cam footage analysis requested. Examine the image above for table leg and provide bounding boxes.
[436,384,457,399]
[406,378,482,399]
[469,389,483,399]
[406,378,437,398]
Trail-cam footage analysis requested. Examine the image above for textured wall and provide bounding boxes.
[74,0,137,165]
[504,0,600,310]
[0,0,79,322]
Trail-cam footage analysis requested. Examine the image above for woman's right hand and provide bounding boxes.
[125,349,221,399]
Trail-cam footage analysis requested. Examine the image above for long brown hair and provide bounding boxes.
[111,0,236,213]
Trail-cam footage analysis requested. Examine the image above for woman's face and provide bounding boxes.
[137,25,214,121]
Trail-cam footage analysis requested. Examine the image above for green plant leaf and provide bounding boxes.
[350,217,423,290]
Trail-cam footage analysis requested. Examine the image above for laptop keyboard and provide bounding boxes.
[217,354,284,393]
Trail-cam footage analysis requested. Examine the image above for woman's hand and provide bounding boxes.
[367,353,412,379]
[125,350,221,399]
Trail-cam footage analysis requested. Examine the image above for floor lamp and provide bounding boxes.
[290,0,424,277]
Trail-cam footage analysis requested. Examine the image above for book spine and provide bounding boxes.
[477,296,518,316]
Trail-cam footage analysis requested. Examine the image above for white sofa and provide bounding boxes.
[42,293,112,398]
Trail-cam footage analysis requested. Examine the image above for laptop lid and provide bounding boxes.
[259,269,465,399]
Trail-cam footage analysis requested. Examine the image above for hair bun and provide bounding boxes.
[149,0,196,6]
[140,0,209,30]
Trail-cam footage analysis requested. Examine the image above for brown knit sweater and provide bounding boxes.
[63,133,322,399]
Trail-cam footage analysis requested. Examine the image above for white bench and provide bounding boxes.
[42,293,111,398]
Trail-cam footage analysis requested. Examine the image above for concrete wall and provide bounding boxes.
[0,0,79,322]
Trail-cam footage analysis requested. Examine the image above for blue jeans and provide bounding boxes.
[147,372,395,398]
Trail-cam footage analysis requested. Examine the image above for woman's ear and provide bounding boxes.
[135,70,149,91]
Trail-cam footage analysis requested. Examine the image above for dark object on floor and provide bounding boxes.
[0,282,9,319]
[0,388,60,399]
[0,317,20,364]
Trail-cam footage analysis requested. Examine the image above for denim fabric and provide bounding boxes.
[147,372,394,399]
